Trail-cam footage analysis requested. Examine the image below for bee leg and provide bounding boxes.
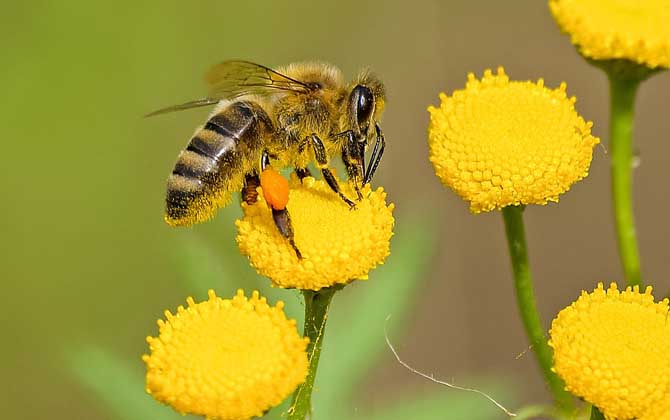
[341,130,365,201]
[242,173,260,204]
[272,208,302,259]
[363,123,386,185]
[295,167,312,182]
[309,134,356,208]
[261,150,271,171]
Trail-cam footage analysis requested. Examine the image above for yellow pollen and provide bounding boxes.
[143,289,309,420]
[549,282,670,420]
[549,0,670,68]
[428,67,599,213]
[236,176,394,290]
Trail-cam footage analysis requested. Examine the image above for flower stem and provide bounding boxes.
[608,72,643,288]
[501,206,574,413]
[590,406,606,420]
[288,286,339,420]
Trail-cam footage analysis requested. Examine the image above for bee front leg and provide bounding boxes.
[363,123,386,185]
[309,134,356,208]
[340,130,365,201]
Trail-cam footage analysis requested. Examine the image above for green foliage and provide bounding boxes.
[66,345,191,420]
[66,213,518,419]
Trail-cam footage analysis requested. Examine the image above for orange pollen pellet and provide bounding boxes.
[260,168,289,210]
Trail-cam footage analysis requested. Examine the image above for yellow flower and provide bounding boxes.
[549,0,670,69]
[427,67,599,213]
[143,290,308,420]
[236,176,394,290]
[639,397,670,420]
[549,283,670,420]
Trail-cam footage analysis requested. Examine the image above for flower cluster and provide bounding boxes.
[143,290,309,420]
[549,283,670,419]
[237,176,395,290]
[428,67,599,212]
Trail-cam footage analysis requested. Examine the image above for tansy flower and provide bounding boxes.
[427,67,599,213]
[236,176,394,290]
[549,0,670,69]
[143,290,309,420]
[549,283,670,420]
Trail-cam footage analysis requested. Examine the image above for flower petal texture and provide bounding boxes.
[143,290,309,420]
[549,283,670,420]
[549,0,670,68]
[428,67,599,213]
[236,176,394,290]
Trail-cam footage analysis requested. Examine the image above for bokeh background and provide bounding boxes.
[3,1,669,419]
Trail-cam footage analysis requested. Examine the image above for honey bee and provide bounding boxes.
[148,60,386,257]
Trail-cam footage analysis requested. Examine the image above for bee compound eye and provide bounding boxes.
[353,85,374,128]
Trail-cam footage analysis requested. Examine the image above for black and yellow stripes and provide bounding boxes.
[165,101,273,226]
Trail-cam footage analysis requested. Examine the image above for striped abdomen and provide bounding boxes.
[165,101,272,226]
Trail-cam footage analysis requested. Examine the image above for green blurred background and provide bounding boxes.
[3,1,669,419]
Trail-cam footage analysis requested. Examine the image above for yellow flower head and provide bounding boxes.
[143,290,309,420]
[236,176,394,290]
[549,283,670,420]
[428,67,599,213]
[549,0,670,69]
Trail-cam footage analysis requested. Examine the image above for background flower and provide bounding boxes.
[428,67,599,212]
[549,283,670,419]
[143,290,308,420]
[549,0,670,68]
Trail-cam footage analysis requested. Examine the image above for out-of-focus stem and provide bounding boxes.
[501,205,574,413]
[608,72,643,288]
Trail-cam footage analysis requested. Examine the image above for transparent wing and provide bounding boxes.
[144,98,221,117]
[205,60,314,98]
[146,61,314,117]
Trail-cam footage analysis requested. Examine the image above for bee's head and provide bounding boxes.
[347,72,385,139]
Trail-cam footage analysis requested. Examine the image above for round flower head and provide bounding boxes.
[143,290,309,420]
[236,176,394,290]
[428,67,599,213]
[549,0,670,69]
[549,283,670,420]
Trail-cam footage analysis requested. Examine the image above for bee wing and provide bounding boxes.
[205,60,314,98]
[144,98,221,117]
[146,61,314,117]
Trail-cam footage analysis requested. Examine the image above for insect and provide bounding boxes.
[148,60,386,257]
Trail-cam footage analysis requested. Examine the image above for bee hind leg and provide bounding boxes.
[272,208,302,259]
[309,134,356,209]
[242,173,261,204]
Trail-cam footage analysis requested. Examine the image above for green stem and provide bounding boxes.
[288,287,339,420]
[589,405,606,420]
[608,73,643,288]
[501,206,574,413]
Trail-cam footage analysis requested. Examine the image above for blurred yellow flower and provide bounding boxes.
[549,283,670,420]
[143,290,308,420]
[236,176,394,290]
[428,67,599,213]
[549,0,670,69]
